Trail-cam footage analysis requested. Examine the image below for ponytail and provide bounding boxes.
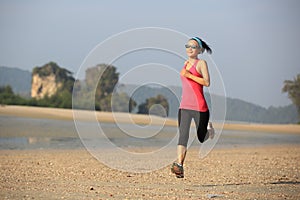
[191,37,212,54]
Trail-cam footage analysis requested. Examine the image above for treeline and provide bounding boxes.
[73,63,169,117]
[0,62,169,117]
[0,84,73,108]
[0,85,28,105]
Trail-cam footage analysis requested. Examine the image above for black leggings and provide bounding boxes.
[178,109,210,147]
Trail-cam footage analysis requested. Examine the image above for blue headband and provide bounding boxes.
[191,37,203,48]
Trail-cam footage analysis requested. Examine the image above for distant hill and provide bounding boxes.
[0,66,31,96]
[225,97,298,124]
[117,83,298,124]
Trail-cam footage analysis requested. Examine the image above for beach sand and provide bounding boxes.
[0,146,299,199]
[1,105,300,199]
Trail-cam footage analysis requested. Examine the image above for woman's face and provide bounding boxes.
[186,39,201,58]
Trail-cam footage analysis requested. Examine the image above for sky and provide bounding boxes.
[0,0,299,108]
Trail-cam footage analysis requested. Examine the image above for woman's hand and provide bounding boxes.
[181,60,210,87]
[180,68,192,79]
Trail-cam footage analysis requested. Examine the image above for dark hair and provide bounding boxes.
[190,37,212,54]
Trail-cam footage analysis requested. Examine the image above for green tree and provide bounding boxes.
[85,64,119,111]
[138,94,169,117]
[282,74,300,121]
[0,85,14,94]
[0,85,27,105]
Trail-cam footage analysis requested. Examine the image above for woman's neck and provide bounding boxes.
[188,57,198,63]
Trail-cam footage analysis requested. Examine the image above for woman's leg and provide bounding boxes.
[194,110,210,143]
[177,145,187,165]
[177,109,192,165]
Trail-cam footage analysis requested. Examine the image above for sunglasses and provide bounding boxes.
[185,44,199,49]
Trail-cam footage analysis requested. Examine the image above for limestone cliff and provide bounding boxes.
[31,62,73,99]
[31,73,62,99]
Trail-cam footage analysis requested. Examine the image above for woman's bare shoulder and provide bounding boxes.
[196,59,208,72]
[197,59,207,65]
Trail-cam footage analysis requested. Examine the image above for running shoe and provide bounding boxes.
[171,162,184,178]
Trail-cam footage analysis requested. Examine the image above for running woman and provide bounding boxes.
[171,37,215,178]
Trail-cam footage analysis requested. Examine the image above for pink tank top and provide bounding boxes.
[179,60,208,112]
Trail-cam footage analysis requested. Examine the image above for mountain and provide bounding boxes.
[117,83,298,124]
[0,66,31,96]
[225,97,298,124]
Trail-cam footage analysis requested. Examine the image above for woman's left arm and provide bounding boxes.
[181,60,210,87]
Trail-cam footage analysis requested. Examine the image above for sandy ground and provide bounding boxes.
[0,146,299,200]
[1,105,300,199]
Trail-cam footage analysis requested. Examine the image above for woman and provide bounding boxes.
[171,37,214,178]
